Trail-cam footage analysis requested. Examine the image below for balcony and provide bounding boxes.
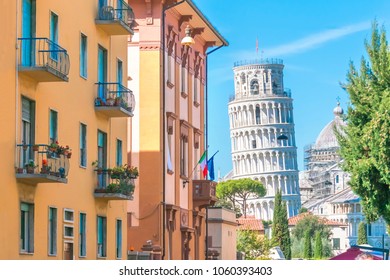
[15,144,70,184]
[193,180,218,209]
[95,82,135,117]
[94,168,136,201]
[18,38,70,82]
[95,0,135,35]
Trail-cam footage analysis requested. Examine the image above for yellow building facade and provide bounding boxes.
[127,0,227,259]
[0,0,135,259]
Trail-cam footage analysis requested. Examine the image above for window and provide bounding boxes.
[97,216,107,258]
[332,238,340,250]
[79,213,86,257]
[80,123,87,167]
[64,225,74,238]
[181,65,187,96]
[250,80,259,95]
[117,59,123,85]
[80,34,87,78]
[64,209,74,223]
[335,175,339,184]
[21,0,36,66]
[20,202,34,253]
[193,75,200,106]
[49,109,58,144]
[116,139,122,166]
[116,219,122,259]
[48,207,57,256]
[167,113,175,173]
[252,140,256,149]
[49,12,59,60]
[97,45,107,99]
[21,97,35,165]
[179,122,189,177]
[97,130,107,188]
[255,106,260,124]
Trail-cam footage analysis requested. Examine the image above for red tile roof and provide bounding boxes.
[288,212,347,227]
[237,216,264,231]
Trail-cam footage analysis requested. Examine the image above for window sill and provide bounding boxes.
[167,169,174,175]
[80,74,88,80]
[167,81,174,89]
[180,175,189,180]
[20,252,34,255]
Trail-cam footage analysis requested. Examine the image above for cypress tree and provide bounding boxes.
[357,222,368,245]
[303,230,312,259]
[272,189,291,259]
[281,201,291,259]
[314,231,323,259]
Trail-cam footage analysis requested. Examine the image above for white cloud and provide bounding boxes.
[265,21,371,57]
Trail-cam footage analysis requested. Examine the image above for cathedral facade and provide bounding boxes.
[301,103,389,249]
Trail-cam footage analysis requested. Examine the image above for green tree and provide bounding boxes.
[357,222,368,244]
[236,230,273,260]
[314,231,323,259]
[271,189,291,259]
[216,178,266,218]
[303,230,312,259]
[299,207,308,214]
[336,21,390,223]
[291,214,332,240]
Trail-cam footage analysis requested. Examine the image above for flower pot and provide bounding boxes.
[106,98,115,106]
[32,145,39,152]
[67,153,72,159]
[26,167,35,174]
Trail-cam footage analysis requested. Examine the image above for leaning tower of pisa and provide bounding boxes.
[228,58,301,219]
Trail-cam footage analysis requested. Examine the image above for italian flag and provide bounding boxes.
[198,151,208,178]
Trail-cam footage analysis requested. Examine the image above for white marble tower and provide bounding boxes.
[228,58,301,219]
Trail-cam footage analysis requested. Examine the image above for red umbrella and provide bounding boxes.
[330,247,382,260]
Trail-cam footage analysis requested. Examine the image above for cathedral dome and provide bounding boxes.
[315,102,345,149]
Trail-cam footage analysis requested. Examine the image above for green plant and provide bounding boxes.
[25,159,37,168]
[106,183,119,193]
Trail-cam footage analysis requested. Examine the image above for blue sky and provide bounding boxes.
[193,0,390,177]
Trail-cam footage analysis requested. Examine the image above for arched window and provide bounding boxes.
[250,80,259,95]
[255,106,260,124]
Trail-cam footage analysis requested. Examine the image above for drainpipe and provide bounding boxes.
[161,0,185,260]
[15,0,20,165]
[205,44,224,260]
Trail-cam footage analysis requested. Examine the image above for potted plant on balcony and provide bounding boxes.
[32,144,39,152]
[40,159,51,174]
[106,183,120,193]
[106,92,116,106]
[25,160,37,174]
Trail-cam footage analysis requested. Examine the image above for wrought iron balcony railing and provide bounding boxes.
[95,82,135,117]
[94,168,135,201]
[95,0,135,35]
[15,144,70,184]
[18,37,70,82]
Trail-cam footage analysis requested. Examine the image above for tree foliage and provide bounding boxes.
[357,222,368,245]
[303,230,312,259]
[314,231,323,259]
[271,189,291,259]
[236,230,273,260]
[336,21,390,223]
[291,214,332,240]
[216,178,266,218]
